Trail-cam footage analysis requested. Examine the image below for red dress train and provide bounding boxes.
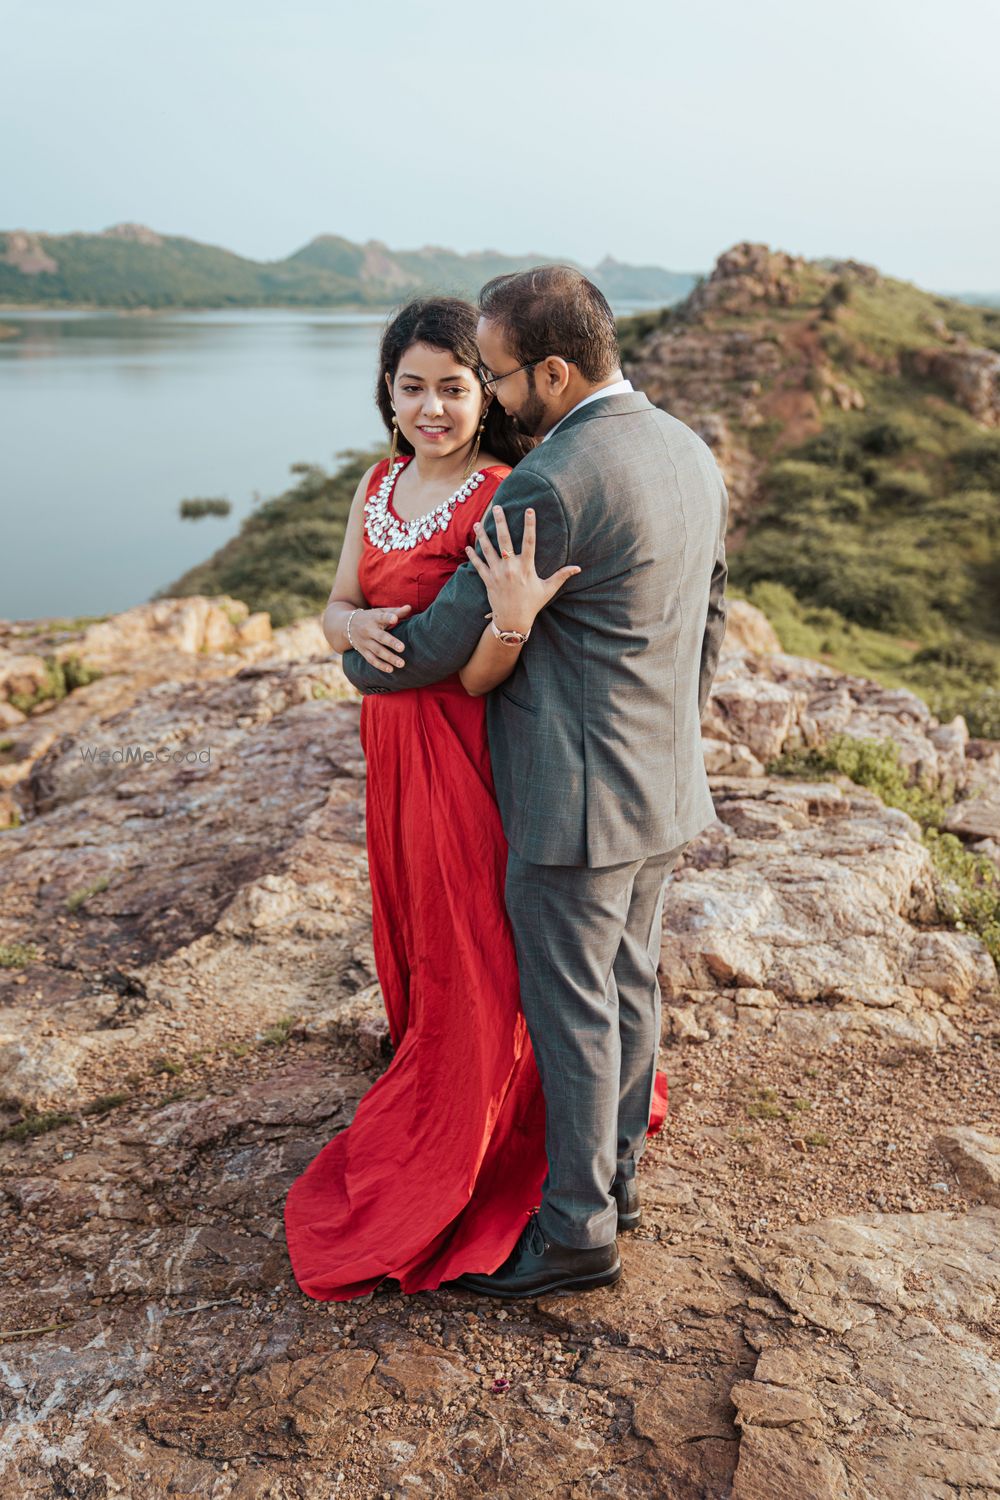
[284,457,667,1301]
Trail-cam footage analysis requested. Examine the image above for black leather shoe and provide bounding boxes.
[612,1175,641,1230]
[455,1213,621,1299]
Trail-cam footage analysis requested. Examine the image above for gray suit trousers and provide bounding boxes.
[505,840,687,1249]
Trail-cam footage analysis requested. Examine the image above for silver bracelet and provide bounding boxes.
[346,608,361,649]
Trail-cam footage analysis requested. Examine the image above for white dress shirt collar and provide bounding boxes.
[540,377,635,442]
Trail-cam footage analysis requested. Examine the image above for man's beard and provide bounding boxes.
[511,386,547,438]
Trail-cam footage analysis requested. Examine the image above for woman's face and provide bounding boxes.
[386,342,488,461]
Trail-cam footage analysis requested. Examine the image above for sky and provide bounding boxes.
[3,0,998,291]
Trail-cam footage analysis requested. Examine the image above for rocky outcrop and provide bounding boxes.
[0,598,341,826]
[703,645,973,790]
[100,223,165,247]
[622,241,1000,528]
[1,231,58,277]
[661,775,995,1051]
[1,597,996,1109]
[686,243,809,315]
[0,594,998,1496]
[716,599,782,656]
[908,343,1000,426]
[621,245,849,519]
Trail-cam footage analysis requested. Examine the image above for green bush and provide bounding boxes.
[768,733,950,827]
[923,828,1000,961]
[0,942,37,968]
[66,876,110,913]
[873,470,933,509]
[62,655,103,692]
[952,433,1000,490]
[1,1112,75,1142]
[179,497,232,520]
[7,653,102,713]
[858,416,914,456]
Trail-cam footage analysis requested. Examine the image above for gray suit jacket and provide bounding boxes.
[342,391,729,866]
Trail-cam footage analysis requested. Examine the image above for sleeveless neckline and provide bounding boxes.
[363,457,509,555]
[385,455,507,526]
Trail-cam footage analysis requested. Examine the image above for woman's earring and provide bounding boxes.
[388,409,399,469]
[463,408,488,480]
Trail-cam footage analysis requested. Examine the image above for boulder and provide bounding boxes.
[721,600,782,657]
[661,776,997,1049]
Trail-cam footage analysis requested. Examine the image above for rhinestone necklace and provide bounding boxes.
[364,459,487,554]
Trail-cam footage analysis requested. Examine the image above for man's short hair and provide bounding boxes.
[478,265,620,383]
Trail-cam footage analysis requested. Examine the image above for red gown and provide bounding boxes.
[284,455,667,1301]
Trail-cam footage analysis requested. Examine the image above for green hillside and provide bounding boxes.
[620,246,1000,736]
[0,225,697,311]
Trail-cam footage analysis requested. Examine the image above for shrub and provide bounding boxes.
[66,876,110,913]
[923,828,1000,962]
[261,1015,296,1046]
[911,638,999,683]
[873,470,933,508]
[2,1112,75,1142]
[7,653,101,713]
[820,278,852,320]
[859,417,914,456]
[0,942,37,968]
[768,733,949,827]
[953,433,1000,490]
[179,497,232,520]
[62,655,103,692]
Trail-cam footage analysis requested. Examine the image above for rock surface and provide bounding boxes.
[908,342,1000,427]
[1,594,998,1497]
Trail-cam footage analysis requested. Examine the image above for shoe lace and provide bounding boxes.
[520,1210,546,1258]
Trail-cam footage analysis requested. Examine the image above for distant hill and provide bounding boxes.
[0,224,698,310]
[950,292,1000,309]
[620,243,1000,735]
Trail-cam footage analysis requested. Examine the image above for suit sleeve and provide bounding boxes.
[341,466,571,694]
[697,476,730,718]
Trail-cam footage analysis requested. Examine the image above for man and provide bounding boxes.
[341,266,728,1297]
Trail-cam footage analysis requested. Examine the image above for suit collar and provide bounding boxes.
[543,389,653,439]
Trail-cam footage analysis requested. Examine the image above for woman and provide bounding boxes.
[283,297,666,1301]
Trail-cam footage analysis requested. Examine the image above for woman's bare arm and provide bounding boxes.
[458,622,526,696]
[322,465,412,672]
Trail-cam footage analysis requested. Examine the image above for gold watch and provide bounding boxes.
[490,620,531,647]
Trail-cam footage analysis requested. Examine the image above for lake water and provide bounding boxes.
[0,303,663,623]
[0,309,391,622]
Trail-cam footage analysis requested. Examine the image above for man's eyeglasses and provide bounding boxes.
[477,357,578,393]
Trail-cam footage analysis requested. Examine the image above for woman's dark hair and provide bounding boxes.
[478,265,620,383]
[375,297,532,467]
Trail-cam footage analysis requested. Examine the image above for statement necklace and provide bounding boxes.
[364,460,487,553]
